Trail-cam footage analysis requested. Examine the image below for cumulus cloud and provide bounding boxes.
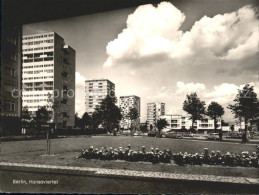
[75,72,87,117]
[147,81,259,121]
[104,2,259,67]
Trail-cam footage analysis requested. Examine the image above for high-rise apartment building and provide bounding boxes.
[22,32,75,128]
[85,79,115,115]
[1,24,22,135]
[147,102,165,130]
[119,95,140,130]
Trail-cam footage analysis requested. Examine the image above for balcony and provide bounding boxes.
[34,58,43,62]
[44,57,53,61]
[24,59,33,63]
[44,87,53,90]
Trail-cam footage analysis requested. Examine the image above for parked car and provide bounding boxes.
[226,132,242,139]
[164,132,183,139]
[148,131,156,137]
[207,133,219,140]
[134,132,142,136]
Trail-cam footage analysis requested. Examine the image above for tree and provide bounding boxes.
[96,95,122,134]
[207,101,225,131]
[34,106,51,155]
[228,84,259,131]
[183,93,206,130]
[47,92,63,128]
[140,121,148,133]
[91,107,103,130]
[21,106,32,129]
[34,106,51,130]
[81,112,92,130]
[155,118,168,137]
[230,124,235,131]
[75,113,81,128]
[128,108,139,134]
[221,119,229,126]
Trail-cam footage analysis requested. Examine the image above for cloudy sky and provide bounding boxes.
[23,0,259,123]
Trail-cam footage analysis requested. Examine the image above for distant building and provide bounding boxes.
[160,114,221,132]
[119,95,140,130]
[250,119,259,131]
[222,126,230,132]
[147,102,165,130]
[22,32,75,128]
[85,79,115,115]
[234,121,245,131]
[234,119,259,132]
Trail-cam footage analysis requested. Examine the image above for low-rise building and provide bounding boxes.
[159,114,221,132]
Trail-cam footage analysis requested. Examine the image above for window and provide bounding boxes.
[44,64,53,67]
[8,36,17,45]
[6,68,16,77]
[34,65,44,68]
[24,59,33,63]
[34,41,43,45]
[11,52,17,61]
[61,72,68,77]
[45,39,53,43]
[4,84,16,92]
[45,69,53,73]
[4,101,15,111]
[61,99,67,104]
[34,70,43,74]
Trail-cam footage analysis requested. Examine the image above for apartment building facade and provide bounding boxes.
[147,102,165,130]
[119,95,140,130]
[1,24,23,135]
[160,114,221,132]
[22,32,75,128]
[85,79,115,115]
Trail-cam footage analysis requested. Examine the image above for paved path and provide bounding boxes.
[0,162,258,185]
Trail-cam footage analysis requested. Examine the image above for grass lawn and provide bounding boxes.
[1,136,258,178]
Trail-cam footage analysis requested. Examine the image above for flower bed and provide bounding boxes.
[77,145,259,168]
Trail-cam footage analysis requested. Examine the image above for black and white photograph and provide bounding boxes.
[1,0,259,193]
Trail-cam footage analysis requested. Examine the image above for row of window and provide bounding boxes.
[22,64,54,69]
[23,34,54,40]
[23,46,54,52]
[23,76,54,80]
[23,87,53,91]
[23,57,53,63]
[88,96,103,98]
[89,83,104,85]
[23,39,54,46]
[199,124,214,127]
[23,94,50,97]
[25,106,51,108]
[23,99,48,103]
[23,69,53,74]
